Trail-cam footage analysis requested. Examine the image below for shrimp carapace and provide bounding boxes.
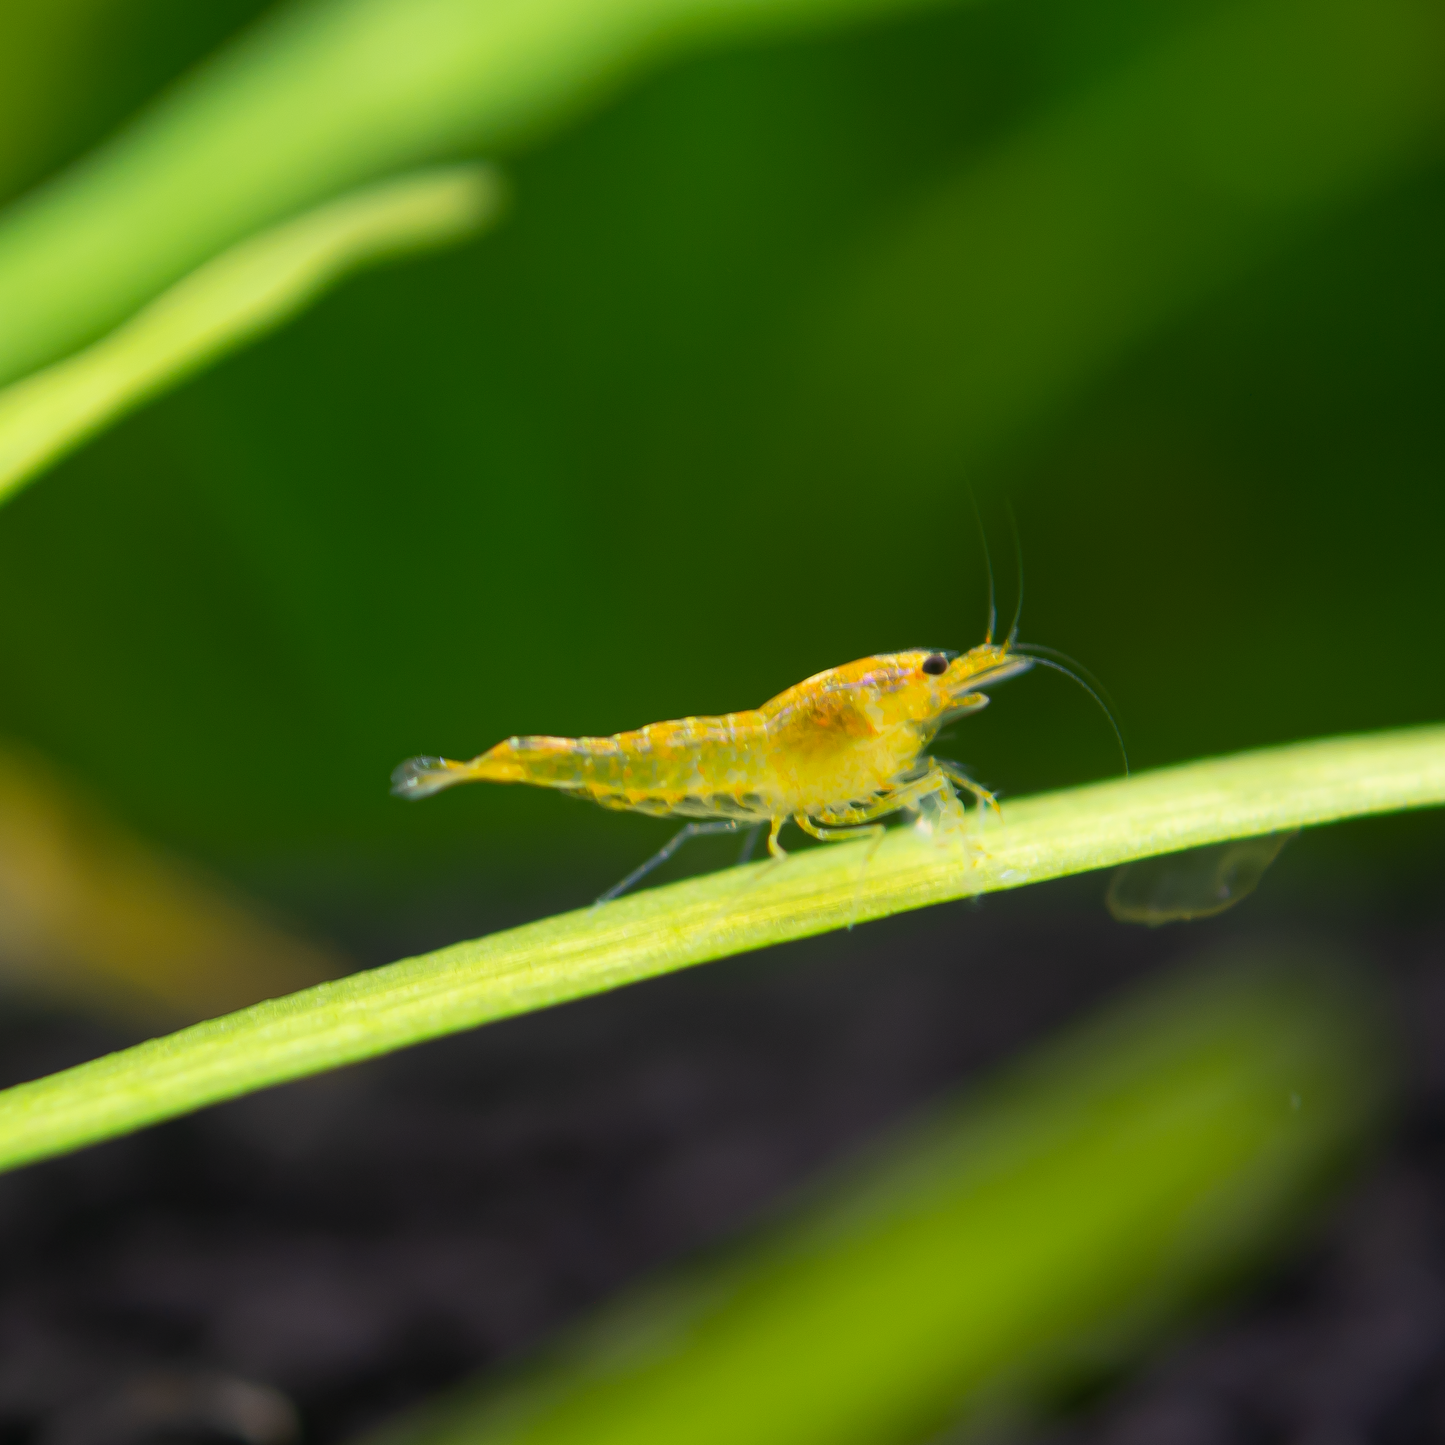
[392,642,1033,899]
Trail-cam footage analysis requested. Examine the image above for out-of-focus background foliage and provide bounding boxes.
[0,0,1440,948]
[0,0,1442,1439]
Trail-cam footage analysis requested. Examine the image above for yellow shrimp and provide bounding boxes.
[392,639,1036,902]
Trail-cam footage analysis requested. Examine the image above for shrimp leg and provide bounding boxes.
[793,814,888,932]
[793,816,887,846]
[596,820,741,905]
[933,758,1001,819]
[808,765,956,829]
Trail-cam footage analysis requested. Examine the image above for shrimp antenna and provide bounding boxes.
[1011,645,1130,776]
[1016,642,1122,716]
[1004,497,1024,649]
[966,487,996,645]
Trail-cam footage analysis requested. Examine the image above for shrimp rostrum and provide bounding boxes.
[392,642,1032,901]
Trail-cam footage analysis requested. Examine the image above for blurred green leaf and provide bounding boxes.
[0,0,122,200]
[0,0,274,206]
[369,946,1387,1445]
[0,724,1435,1176]
[0,0,948,385]
[801,0,1445,479]
[0,165,503,507]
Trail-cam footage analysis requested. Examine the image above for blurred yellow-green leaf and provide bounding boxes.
[0,741,339,1022]
[365,945,1391,1445]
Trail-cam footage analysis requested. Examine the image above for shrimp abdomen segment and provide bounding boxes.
[391,712,776,819]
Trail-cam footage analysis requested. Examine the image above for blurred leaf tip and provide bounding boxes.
[0,163,505,508]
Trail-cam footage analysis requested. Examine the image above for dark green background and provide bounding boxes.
[0,0,1440,927]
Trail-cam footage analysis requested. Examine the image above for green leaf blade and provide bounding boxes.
[0,164,503,506]
[0,724,1437,1178]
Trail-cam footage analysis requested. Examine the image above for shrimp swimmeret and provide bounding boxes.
[392,641,1037,902]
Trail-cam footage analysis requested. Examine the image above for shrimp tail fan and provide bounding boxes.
[391,756,474,799]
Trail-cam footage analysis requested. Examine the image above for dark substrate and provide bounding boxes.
[0,869,1442,1445]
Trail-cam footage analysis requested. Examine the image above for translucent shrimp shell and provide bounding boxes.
[392,643,1029,831]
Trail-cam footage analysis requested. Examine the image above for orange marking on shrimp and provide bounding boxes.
[392,642,1033,900]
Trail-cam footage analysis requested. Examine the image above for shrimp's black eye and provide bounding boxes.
[922,653,948,676]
